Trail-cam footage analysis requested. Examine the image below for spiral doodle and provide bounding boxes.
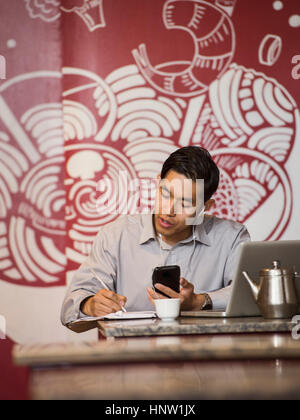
[65,144,138,265]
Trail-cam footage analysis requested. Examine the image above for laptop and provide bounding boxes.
[181,240,300,318]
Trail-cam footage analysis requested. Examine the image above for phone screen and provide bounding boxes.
[152,265,180,297]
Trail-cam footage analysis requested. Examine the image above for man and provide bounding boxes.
[61,146,250,327]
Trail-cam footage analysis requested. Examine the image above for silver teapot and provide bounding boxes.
[242,260,299,319]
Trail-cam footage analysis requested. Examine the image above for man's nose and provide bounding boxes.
[165,198,176,216]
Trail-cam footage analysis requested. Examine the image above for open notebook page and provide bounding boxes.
[72,311,157,324]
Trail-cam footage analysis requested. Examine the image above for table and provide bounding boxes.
[97,316,297,338]
[13,316,300,400]
[21,359,300,400]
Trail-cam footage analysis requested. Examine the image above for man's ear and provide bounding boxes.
[204,199,215,212]
[157,174,161,181]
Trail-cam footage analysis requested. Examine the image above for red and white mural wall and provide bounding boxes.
[0,0,300,350]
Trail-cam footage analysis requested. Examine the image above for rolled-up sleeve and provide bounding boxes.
[209,225,251,310]
[60,229,117,326]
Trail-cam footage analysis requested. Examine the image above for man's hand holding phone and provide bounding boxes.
[147,277,206,311]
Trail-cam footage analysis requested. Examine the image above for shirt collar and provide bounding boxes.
[139,213,157,245]
[139,213,212,247]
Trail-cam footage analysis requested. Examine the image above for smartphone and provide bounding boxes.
[152,265,180,298]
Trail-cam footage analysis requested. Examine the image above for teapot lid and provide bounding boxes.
[260,260,293,276]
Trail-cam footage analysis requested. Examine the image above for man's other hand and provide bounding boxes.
[81,289,127,317]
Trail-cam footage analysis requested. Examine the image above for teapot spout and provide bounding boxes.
[242,271,259,302]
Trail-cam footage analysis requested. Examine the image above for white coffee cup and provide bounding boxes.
[154,298,181,321]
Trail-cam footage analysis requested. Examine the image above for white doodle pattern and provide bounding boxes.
[1,63,294,278]
[24,0,106,31]
[1,0,298,286]
[62,61,298,264]
[24,0,61,22]
[180,63,298,237]
[63,67,180,262]
[258,34,282,66]
[133,0,235,97]
[0,72,66,286]
[65,143,139,263]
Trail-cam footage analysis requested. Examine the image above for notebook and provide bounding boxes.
[67,310,157,333]
[76,310,157,322]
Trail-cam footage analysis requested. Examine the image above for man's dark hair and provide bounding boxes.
[161,146,219,202]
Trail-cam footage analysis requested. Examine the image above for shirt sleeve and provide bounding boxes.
[60,229,117,326]
[208,225,251,311]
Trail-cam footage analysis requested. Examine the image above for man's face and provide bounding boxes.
[154,170,204,244]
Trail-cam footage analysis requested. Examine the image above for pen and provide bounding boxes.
[90,268,127,312]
